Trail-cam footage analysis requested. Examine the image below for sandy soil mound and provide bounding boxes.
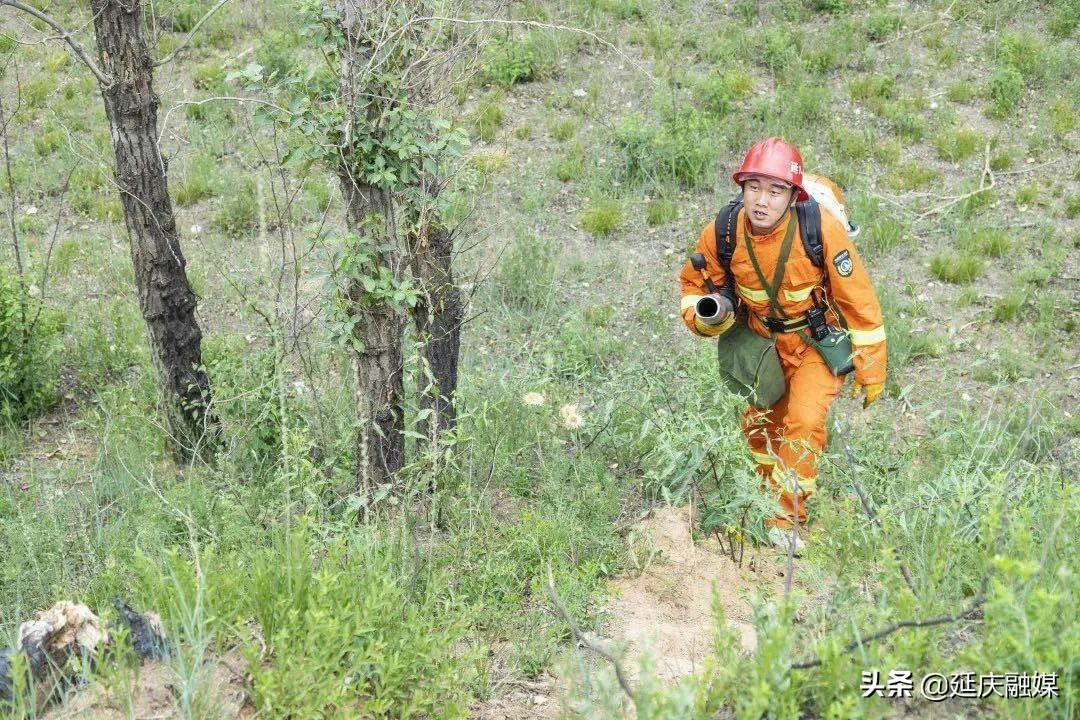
[40,653,252,720]
[477,503,790,717]
[603,504,785,684]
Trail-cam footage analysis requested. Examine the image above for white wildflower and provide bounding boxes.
[521,392,545,406]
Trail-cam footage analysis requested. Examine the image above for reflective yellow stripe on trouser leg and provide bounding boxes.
[751,450,777,467]
[769,465,817,496]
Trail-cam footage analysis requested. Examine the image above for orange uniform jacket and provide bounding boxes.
[678,208,887,386]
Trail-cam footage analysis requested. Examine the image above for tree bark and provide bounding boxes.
[408,196,461,438]
[336,0,406,494]
[89,0,216,460]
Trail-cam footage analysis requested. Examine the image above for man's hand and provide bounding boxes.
[852,381,884,409]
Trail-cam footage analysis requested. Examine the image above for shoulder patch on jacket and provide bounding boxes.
[833,249,853,277]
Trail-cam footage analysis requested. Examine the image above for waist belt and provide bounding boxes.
[758,314,809,333]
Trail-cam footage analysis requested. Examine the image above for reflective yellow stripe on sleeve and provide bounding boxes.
[783,285,817,302]
[848,325,886,346]
[736,283,768,302]
[694,313,736,337]
[681,294,705,313]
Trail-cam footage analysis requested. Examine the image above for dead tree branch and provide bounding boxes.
[545,569,635,703]
[0,0,111,86]
[154,0,231,66]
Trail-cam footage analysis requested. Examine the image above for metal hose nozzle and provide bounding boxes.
[695,294,732,325]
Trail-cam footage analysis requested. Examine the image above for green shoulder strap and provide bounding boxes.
[743,211,797,321]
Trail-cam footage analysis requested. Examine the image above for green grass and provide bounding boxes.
[644,198,677,226]
[1,1,1076,718]
[580,198,622,236]
[956,226,1012,258]
[548,117,578,141]
[933,128,982,162]
[930,252,985,283]
[885,161,939,191]
[473,98,505,142]
[552,140,585,181]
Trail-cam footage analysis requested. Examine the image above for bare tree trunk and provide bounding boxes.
[89,0,216,460]
[336,0,406,494]
[408,195,461,437]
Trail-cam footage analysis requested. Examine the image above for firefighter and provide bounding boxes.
[678,137,887,552]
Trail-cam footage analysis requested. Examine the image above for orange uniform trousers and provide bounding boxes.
[741,341,842,530]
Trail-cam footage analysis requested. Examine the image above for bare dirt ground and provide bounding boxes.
[40,652,252,720]
[477,504,792,718]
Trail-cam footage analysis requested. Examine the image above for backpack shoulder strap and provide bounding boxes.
[795,199,824,268]
[714,195,742,304]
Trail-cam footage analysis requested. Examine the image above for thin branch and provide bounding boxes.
[835,421,920,598]
[154,0,231,66]
[0,0,112,86]
[544,568,635,703]
[791,459,1025,671]
[917,142,995,219]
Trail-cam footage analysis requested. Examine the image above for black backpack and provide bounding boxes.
[713,196,824,306]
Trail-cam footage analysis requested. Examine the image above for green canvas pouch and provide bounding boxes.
[802,326,855,376]
[715,314,786,409]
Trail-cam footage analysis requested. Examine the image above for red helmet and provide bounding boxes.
[732,137,808,201]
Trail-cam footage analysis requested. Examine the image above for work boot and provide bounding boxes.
[766,525,806,556]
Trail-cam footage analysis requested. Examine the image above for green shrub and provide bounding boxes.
[933,128,981,162]
[1045,99,1075,139]
[589,0,652,19]
[1015,185,1037,205]
[212,177,258,236]
[174,153,220,206]
[256,31,299,80]
[827,125,873,163]
[989,150,1014,171]
[998,32,1046,83]
[758,26,801,70]
[946,81,974,103]
[548,117,578,141]
[930,252,984,283]
[885,161,938,191]
[613,110,716,187]
[1047,3,1079,39]
[992,292,1024,322]
[33,122,65,156]
[0,272,60,423]
[472,99,504,142]
[866,8,901,41]
[806,0,846,13]
[580,198,622,236]
[1066,195,1080,219]
[469,150,507,175]
[865,215,904,254]
[986,67,1023,119]
[847,74,895,113]
[693,70,751,117]
[957,226,1011,258]
[883,102,923,141]
[162,0,202,32]
[645,198,677,226]
[552,140,585,181]
[493,230,556,311]
[192,62,226,92]
[783,84,830,124]
[237,528,473,717]
[23,76,54,108]
[483,32,556,87]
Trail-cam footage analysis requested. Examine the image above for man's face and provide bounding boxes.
[741,174,796,232]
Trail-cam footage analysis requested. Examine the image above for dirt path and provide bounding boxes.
[477,504,792,717]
